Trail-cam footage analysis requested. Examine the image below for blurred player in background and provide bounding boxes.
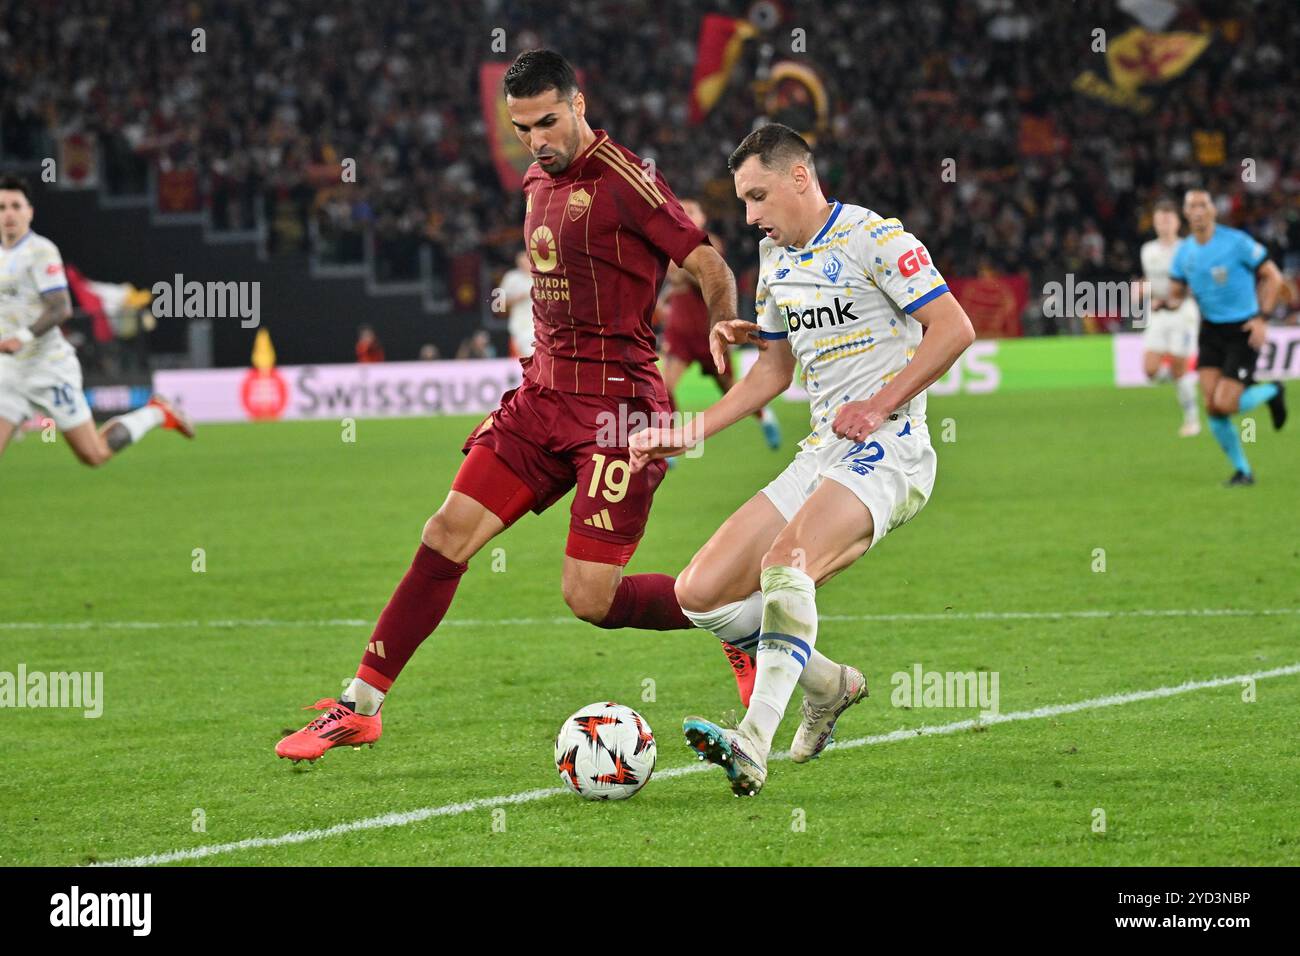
[1140,198,1201,437]
[277,51,746,762]
[502,249,535,358]
[661,198,780,450]
[631,125,975,796]
[0,176,192,464]
[355,324,384,363]
[1168,189,1286,486]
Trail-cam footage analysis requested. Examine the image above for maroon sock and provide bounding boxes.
[597,573,692,630]
[356,544,468,691]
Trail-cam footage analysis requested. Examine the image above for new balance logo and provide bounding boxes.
[367,640,386,659]
[583,509,615,531]
[785,296,857,332]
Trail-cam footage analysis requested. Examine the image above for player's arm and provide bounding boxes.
[669,232,723,292]
[680,242,738,338]
[1245,259,1283,348]
[1166,278,1188,309]
[629,328,794,472]
[832,291,975,441]
[1166,242,1189,309]
[0,288,73,353]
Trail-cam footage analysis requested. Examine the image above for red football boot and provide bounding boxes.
[721,642,756,707]
[276,698,382,763]
[147,395,196,438]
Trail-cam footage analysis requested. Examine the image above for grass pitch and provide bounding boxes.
[1,380,1297,866]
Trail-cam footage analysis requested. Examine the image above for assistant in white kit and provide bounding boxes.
[0,176,194,463]
[630,123,975,797]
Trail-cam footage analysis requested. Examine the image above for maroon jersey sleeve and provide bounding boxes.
[609,163,709,267]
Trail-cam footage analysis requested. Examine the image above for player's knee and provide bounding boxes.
[673,564,718,614]
[1209,396,1238,416]
[421,510,472,559]
[562,581,613,624]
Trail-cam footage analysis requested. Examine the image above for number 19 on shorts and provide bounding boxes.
[587,453,630,502]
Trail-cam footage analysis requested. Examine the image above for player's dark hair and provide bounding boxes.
[1153,198,1178,214]
[0,175,33,202]
[503,50,578,101]
[728,123,815,176]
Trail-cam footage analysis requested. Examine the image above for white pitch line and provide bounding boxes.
[92,661,1300,868]
[7,606,1300,633]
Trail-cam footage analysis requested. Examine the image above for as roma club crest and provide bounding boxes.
[567,186,593,222]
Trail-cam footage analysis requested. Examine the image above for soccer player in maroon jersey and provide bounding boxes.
[660,197,782,452]
[277,50,751,762]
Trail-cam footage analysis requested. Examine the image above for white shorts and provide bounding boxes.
[1142,305,1198,358]
[0,353,92,431]
[762,416,937,549]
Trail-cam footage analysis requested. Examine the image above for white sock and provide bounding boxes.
[342,677,385,716]
[109,404,164,444]
[1176,373,1198,421]
[684,589,841,697]
[683,592,763,651]
[760,407,777,424]
[740,566,818,755]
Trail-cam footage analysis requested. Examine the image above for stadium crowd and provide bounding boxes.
[2,0,1297,336]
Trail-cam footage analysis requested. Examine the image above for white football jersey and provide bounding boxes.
[501,267,534,357]
[755,201,948,446]
[1140,238,1182,300]
[0,230,73,364]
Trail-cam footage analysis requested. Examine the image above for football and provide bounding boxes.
[554,702,656,800]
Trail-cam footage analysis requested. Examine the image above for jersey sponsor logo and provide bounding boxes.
[1211,265,1228,285]
[822,252,843,283]
[897,246,931,278]
[529,225,558,272]
[567,186,593,221]
[784,296,857,332]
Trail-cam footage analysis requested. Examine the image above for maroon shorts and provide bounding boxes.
[460,378,670,565]
[663,320,717,370]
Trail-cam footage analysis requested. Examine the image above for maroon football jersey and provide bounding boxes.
[520,129,708,399]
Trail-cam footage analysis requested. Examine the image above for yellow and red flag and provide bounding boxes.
[689,14,757,125]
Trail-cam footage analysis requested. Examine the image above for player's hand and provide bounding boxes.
[832,399,889,443]
[709,320,765,375]
[1244,317,1269,350]
[628,426,690,473]
[0,337,23,354]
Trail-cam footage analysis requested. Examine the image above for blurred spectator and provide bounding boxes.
[418,343,442,360]
[456,329,496,360]
[355,324,385,363]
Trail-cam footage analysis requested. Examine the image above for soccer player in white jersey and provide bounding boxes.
[0,177,193,463]
[1140,198,1201,436]
[502,250,535,358]
[630,124,975,796]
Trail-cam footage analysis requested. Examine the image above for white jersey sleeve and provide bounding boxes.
[29,237,67,295]
[857,217,947,315]
[754,263,785,338]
